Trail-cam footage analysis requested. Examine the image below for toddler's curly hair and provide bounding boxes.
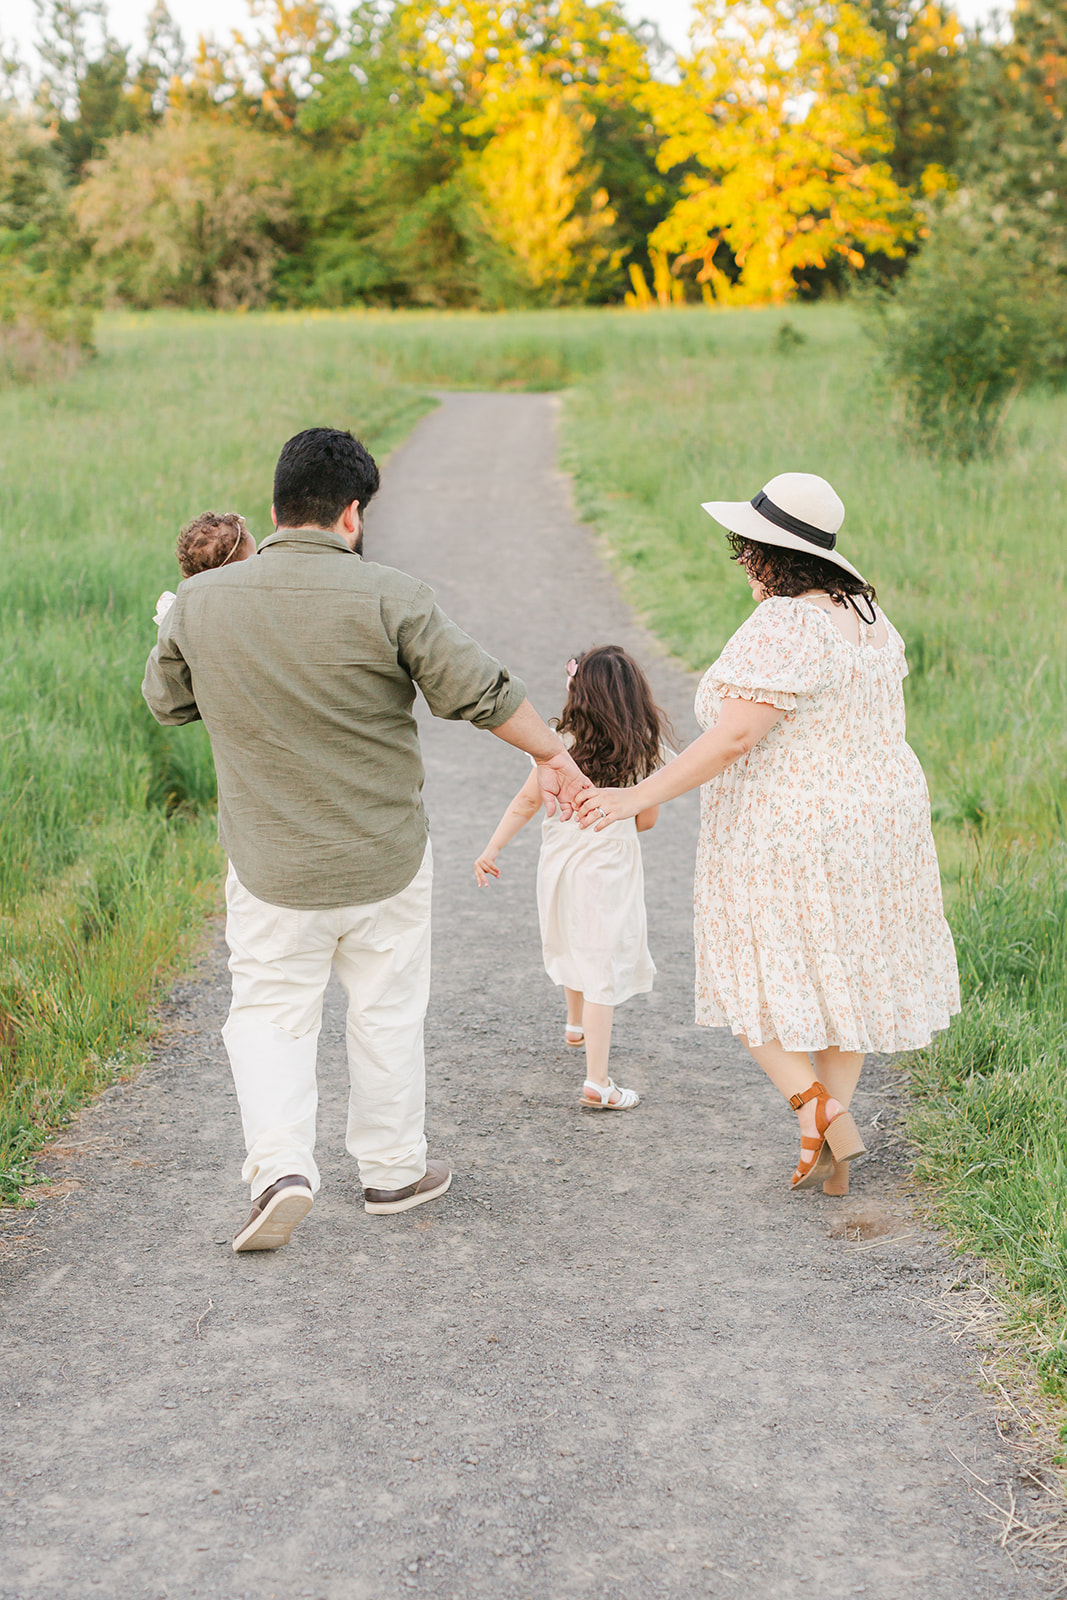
[176,511,248,579]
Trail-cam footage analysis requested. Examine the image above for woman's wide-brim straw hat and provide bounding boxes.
[701,472,867,583]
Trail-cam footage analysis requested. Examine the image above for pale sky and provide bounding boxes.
[4,0,1000,67]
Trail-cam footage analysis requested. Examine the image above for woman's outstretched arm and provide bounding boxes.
[576,698,782,829]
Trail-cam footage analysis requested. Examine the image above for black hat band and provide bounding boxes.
[750,490,836,551]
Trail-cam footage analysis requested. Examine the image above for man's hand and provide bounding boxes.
[535,749,592,819]
[489,699,593,818]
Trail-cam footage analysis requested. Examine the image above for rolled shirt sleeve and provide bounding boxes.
[396,586,526,728]
[142,598,201,726]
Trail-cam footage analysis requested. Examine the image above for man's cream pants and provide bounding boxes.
[221,844,432,1200]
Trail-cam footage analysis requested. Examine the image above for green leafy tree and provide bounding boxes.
[279,0,669,305]
[0,107,69,262]
[861,1,967,192]
[870,0,1067,460]
[0,105,92,377]
[959,0,1067,252]
[277,2,498,305]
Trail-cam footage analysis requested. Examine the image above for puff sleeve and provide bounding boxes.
[707,597,834,711]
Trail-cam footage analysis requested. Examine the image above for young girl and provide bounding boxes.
[153,511,255,626]
[474,645,672,1110]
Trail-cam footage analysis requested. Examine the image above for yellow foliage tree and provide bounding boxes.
[471,86,618,301]
[365,0,650,300]
[650,0,918,303]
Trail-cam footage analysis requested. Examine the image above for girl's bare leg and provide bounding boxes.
[811,1047,865,1195]
[582,1001,620,1102]
[737,1034,846,1171]
[564,987,585,1032]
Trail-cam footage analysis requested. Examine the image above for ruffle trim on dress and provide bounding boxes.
[694,987,959,1054]
[709,680,798,712]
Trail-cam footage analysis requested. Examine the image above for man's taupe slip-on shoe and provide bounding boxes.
[364,1160,452,1215]
[233,1175,314,1253]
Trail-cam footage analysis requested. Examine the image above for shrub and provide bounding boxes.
[0,311,85,385]
[0,106,94,385]
[874,209,1067,460]
[74,116,290,308]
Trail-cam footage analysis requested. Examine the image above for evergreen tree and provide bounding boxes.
[33,0,145,173]
[33,0,107,121]
[130,1,187,118]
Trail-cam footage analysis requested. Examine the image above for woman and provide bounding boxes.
[576,472,960,1196]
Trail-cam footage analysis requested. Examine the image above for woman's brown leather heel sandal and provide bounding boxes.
[789,1080,866,1190]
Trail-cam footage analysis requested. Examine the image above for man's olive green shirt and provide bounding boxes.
[142,527,526,909]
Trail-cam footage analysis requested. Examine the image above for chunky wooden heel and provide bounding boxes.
[825,1109,865,1164]
[789,1081,866,1190]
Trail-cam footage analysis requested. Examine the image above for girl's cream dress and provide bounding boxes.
[694,596,959,1053]
[537,809,655,1007]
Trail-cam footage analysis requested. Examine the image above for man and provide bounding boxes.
[143,427,588,1252]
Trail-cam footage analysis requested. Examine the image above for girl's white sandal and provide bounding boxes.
[580,1078,640,1111]
[565,1025,585,1047]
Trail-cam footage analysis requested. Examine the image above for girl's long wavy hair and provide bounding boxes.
[556,645,674,789]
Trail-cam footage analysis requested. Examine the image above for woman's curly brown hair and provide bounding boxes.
[175,511,248,579]
[557,645,674,790]
[727,534,877,610]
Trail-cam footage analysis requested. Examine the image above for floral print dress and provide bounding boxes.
[693,596,960,1053]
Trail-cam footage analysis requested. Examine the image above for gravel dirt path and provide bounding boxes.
[0,393,1052,1600]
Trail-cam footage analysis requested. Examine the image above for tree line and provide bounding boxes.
[0,0,1065,326]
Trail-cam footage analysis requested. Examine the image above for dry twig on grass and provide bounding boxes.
[925,1268,1067,1568]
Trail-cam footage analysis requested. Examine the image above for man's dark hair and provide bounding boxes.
[273,428,380,530]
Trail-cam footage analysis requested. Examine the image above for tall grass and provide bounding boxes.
[906,847,1067,1397]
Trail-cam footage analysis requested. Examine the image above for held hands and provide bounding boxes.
[536,749,593,820]
[474,849,500,887]
[576,786,641,830]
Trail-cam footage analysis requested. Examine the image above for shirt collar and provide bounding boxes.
[257,526,358,557]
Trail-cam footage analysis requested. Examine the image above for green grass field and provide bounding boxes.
[2,306,1065,1386]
